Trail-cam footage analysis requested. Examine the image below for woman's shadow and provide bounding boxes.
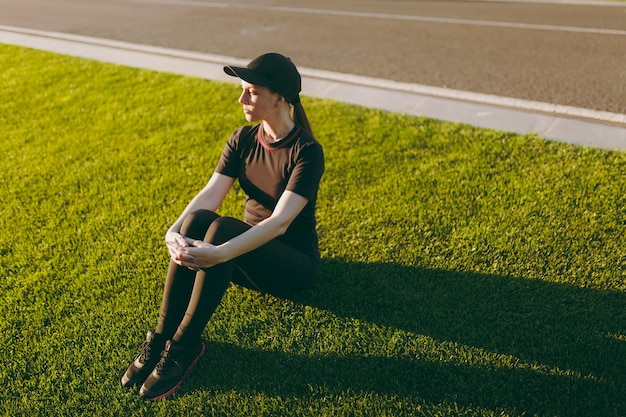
[191,259,625,416]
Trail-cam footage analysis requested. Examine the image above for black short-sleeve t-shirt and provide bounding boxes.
[215,123,324,260]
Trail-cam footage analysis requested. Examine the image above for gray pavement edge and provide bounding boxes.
[1,25,624,151]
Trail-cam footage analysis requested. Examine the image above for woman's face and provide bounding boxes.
[238,81,282,122]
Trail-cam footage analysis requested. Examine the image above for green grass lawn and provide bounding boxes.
[0,43,624,417]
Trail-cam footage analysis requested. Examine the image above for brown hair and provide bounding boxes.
[292,102,314,138]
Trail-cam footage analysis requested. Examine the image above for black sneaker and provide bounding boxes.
[121,331,165,388]
[139,339,205,401]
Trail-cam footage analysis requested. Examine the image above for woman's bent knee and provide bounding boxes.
[205,217,250,245]
[180,210,220,237]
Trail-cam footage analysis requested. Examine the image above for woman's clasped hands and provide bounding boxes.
[166,231,220,271]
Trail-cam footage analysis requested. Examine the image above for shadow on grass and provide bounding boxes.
[312,260,626,381]
[193,260,625,416]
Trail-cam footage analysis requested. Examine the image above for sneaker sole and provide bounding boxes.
[142,342,206,401]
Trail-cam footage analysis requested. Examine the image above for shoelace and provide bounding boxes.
[154,348,174,375]
[136,340,152,364]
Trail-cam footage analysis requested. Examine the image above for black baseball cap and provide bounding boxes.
[224,53,301,104]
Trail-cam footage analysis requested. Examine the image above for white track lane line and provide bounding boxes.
[129,0,626,36]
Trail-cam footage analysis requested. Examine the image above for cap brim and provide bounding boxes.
[223,66,271,87]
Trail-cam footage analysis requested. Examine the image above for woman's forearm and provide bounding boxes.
[213,215,287,263]
[213,191,308,263]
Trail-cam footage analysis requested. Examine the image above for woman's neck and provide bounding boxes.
[262,115,295,142]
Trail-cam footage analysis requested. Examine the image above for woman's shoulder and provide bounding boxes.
[297,130,323,153]
[292,130,324,165]
[293,128,321,149]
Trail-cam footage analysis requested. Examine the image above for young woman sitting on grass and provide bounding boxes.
[120,52,324,401]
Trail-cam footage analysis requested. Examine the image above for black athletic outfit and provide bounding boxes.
[155,124,324,346]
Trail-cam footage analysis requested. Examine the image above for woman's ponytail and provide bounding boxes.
[292,102,314,138]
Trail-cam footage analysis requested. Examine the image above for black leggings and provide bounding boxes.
[155,209,319,346]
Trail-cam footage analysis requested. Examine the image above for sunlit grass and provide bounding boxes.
[0,43,624,417]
